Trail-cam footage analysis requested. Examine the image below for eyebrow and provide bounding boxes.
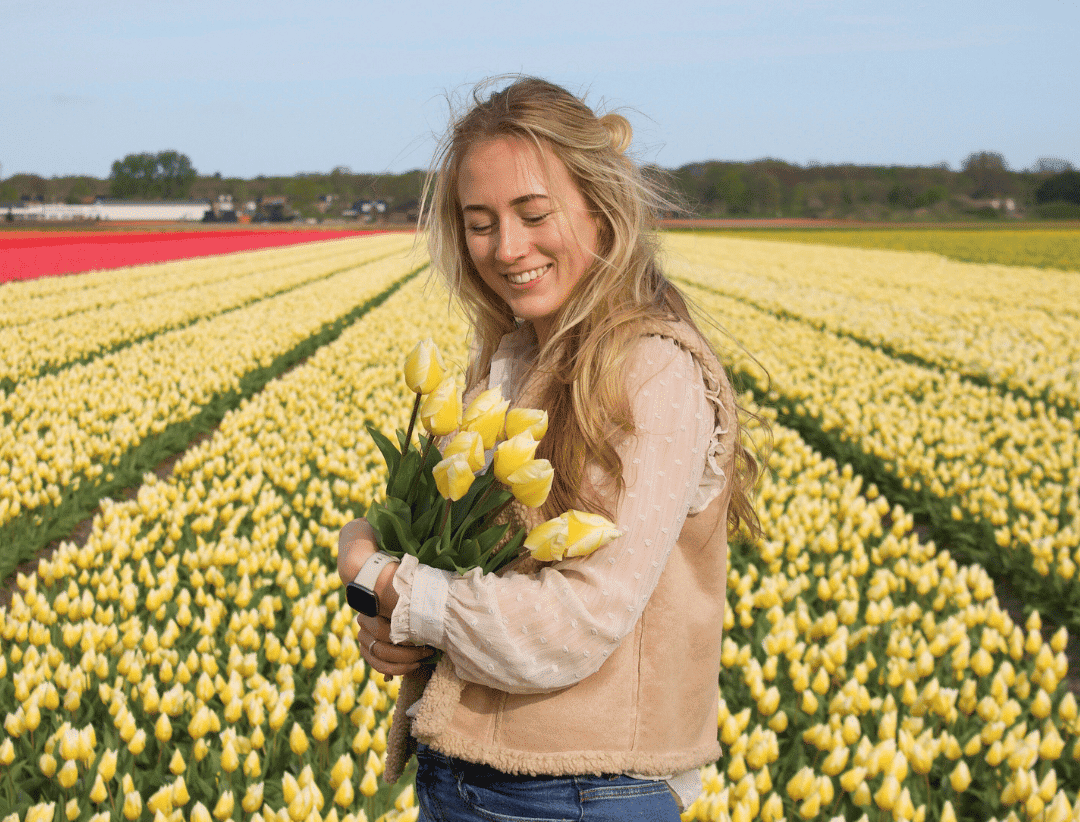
[461,193,551,212]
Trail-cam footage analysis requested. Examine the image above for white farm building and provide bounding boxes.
[5,199,211,222]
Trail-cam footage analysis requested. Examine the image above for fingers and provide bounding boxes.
[355,615,435,678]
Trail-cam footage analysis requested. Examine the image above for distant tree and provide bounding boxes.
[108,150,197,200]
[961,151,1011,198]
[64,176,96,204]
[1034,170,1080,205]
[1031,157,1074,174]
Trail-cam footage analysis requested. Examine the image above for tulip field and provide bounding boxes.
[1,228,1079,822]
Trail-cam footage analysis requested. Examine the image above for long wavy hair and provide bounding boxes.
[421,76,764,538]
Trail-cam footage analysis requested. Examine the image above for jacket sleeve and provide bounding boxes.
[388,335,717,694]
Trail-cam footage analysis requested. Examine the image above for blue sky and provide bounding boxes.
[4,0,1078,179]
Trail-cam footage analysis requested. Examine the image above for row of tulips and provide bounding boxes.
[0,235,414,387]
[663,234,1080,411]
[672,276,1080,633]
[0,238,423,576]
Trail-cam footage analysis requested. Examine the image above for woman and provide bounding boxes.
[338,76,763,821]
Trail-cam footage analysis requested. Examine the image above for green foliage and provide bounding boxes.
[1034,170,1080,206]
[108,150,198,200]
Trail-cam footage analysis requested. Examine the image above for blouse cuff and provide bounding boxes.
[389,553,452,648]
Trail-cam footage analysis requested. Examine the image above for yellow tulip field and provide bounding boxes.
[1,230,1079,822]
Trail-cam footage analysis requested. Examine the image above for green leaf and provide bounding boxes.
[482,527,527,574]
[366,424,403,476]
[389,447,422,500]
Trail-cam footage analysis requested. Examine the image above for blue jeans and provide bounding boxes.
[415,744,682,822]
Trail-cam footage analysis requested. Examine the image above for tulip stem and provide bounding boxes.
[403,393,422,454]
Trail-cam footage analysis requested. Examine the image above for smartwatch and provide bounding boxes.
[346,552,396,617]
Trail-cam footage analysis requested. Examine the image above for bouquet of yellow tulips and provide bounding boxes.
[363,339,621,574]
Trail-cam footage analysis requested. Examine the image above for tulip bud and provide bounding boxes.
[289,723,309,756]
[360,769,379,798]
[462,387,510,450]
[404,339,446,395]
[212,791,234,820]
[169,749,186,775]
[494,432,540,484]
[89,774,108,804]
[241,782,264,814]
[564,510,621,558]
[190,802,212,822]
[524,514,569,561]
[57,760,79,789]
[504,407,548,441]
[122,792,142,821]
[506,459,554,508]
[433,454,476,501]
[873,774,900,810]
[949,761,971,792]
[420,378,462,436]
[172,776,190,806]
[442,430,486,473]
[0,739,14,766]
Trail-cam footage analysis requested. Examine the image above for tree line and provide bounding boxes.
[3,150,1079,222]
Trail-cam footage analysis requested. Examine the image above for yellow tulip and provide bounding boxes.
[242,782,264,814]
[442,430,486,473]
[221,739,239,773]
[494,432,540,483]
[504,407,548,440]
[404,338,445,395]
[127,729,146,756]
[147,787,173,816]
[212,791,234,820]
[57,760,79,789]
[169,749,186,775]
[524,514,569,562]
[39,753,57,778]
[360,769,379,797]
[330,754,354,789]
[0,739,14,766]
[786,766,814,801]
[334,779,355,807]
[949,761,971,792]
[190,802,212,822]
[1040,727,1065,759]
[289,723,309,756]
[155,714,172,742]
[122,792,142,821]
[873,774,900,810]
[564,510,621,558]
[462,387,509,450]
[244,750,261,778]
[433,454,476,501]
[172,776,190,806]
[420,377,462,436]
[506,459,554,508]
[89,774,108,804]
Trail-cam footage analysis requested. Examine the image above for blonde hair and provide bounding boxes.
[422,76,763,537]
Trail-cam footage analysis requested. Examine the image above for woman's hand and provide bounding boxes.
[338,518,435,677]
[355,611,436,678]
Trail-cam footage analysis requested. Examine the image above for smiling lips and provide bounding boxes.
[506,263,552,285]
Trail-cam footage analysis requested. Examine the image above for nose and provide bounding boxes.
[495,219,528,264]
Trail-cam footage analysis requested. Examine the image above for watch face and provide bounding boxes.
[346,583,378,617]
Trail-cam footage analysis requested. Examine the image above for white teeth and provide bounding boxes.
[507,265,550,285]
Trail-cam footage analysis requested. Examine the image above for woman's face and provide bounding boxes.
[456,136,600,345]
